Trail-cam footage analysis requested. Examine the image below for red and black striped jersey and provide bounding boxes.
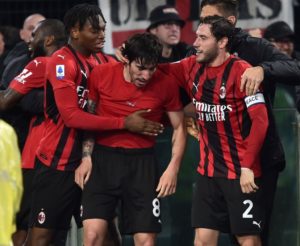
[10,57,48,169]
[36,46,123,171]
[162,55,268,179]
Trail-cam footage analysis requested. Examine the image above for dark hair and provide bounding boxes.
[0,25,21,51]
[200,0,239,18]
[38,19,67,48]
[200,15,234,50]
[121,33,162,66]
[63,4,106,34]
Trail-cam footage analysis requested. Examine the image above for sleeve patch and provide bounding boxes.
[244,93,265,108]
[56,65,65,80]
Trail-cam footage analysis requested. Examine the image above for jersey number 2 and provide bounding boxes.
[242,199,253,218]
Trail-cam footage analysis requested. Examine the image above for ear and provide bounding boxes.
[19,29,25,40]
[149,28,157,35]
[70,26,80,39]
[227,15,237,25]
[44,35,55,47]
[218,36,228,49]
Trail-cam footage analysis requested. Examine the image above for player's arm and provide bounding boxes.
[75,99,96,189]
[240,38,300,95]
[0,87,43,113]
[156,110,186,198]
[240,92,268,194]
[53,81,163,135]
[0,58,46,112]
[0,88,23,111]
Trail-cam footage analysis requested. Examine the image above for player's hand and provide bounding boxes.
[240,168,259,193]
[185,117,199,140]
[115,45,129,64]
[75,156,92,189]
[125,109,164,136]
[240,66,264,96]
[156,166,178,198]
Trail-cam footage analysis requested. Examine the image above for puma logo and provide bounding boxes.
[126,101,136,107]
[33,59,42,66]
[57,55,65,59]
[252,220,261,229]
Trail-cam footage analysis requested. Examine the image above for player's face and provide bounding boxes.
[149,21,181,46]
[76,15,106,54]
[29,23,46,58]
[127,60,157,88]
[193,24,219,64]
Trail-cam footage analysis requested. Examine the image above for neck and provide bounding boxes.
[68,40,91,56]
[208,52,230,67]
[46,46,58,56]
[123,64,131,82]
[162,44,173,58]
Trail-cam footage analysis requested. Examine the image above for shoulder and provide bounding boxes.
[92,61,121,74]
[47,47,79,76]
[234,57,252,68]
[26,57,48,69]
[229,58,252,78]
[49,47,75,65]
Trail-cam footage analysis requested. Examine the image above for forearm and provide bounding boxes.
[82,100,97,158]
[243,105,268,168]
[55,86,125,131]
[0,89,23,111]
[60,108,125,131]
[168,117,186,171]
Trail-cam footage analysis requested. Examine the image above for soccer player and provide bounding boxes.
[25,4,164,246]
[80,33,186,246]
[0,19,67,246]
[164,15,268,245]
[190,1,300,244]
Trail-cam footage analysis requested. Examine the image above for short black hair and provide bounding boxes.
[63,3,106,34]
[200,0,239,18]
[121,33,162,66]
[200,15,234,50]
[38,19,67,48]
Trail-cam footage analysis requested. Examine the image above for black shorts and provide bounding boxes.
[29,158,81,230]
[16,168,35,230]
[192,174,265,236]
[82,145,162,234]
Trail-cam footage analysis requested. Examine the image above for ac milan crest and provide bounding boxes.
[219,86,226,99]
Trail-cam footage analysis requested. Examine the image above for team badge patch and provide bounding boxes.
[244,93,265,108]
[38,209,46,224]
[56,65,65,79]
[219,86,226,99]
